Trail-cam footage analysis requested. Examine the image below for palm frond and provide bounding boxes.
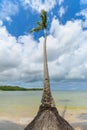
[37,22,43,27]
[30,10,47,33]
[40,10,47,28]
[30,26,42,33]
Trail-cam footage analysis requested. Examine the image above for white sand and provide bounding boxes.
[0,108,87,130]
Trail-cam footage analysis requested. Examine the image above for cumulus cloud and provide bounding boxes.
[50,18,87,80]
[20,0,56,12]
[58,0,64,6]
[0,15,87,85]
[0,0,19,22]
[58,6,66,17]
[0,20,3,26]
[0,23,43,83]
[80,0,87,4]
[77,8,87,18]
[76,8,87,28]
[0,25,22,76]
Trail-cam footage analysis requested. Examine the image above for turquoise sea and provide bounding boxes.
[0,90,87,117]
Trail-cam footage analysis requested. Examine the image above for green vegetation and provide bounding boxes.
[0,86,43,91]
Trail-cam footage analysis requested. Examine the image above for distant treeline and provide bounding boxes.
[0,86,43,91]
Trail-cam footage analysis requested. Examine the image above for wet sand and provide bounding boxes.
[0,109,87,130]
[0,120,25,130]
[0,91,87,129]
[72,122,87,130]
[0,120,87,130]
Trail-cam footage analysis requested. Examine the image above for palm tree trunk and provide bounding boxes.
[41,29,55,107]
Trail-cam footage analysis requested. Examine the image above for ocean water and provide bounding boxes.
[0,91,87,117]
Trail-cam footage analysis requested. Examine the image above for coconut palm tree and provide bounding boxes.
[24,10,74,130]
[30,10,55,107]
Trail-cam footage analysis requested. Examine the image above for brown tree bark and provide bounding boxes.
[41,29,55,107]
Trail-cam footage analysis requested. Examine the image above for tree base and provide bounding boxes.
[24,105,74,130]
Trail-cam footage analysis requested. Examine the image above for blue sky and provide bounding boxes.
[0,0,87,90]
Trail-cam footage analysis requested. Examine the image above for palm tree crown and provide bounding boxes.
[30,10,47,33]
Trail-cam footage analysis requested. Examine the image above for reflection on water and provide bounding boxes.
[59,99,70,102]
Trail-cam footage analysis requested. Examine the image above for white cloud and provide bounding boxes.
[0,25,22,72]
[80,0,87,4]
[5,16,12,22]
[76,8,87,28]
[20,0,56,12]
[0,16,87,85]
[77,8,87,18]
[58,0,64,6]
[0,24,43,82]
[0,1,19,21]
[0,20,3,26]
[58,6,66,17]
[50,18,87,80]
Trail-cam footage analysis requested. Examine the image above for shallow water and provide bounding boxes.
[0,91,87,117]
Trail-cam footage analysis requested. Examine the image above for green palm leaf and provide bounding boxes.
[30,26,42,33]
[30,10,47,33]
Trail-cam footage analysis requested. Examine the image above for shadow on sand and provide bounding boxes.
[77,113,87,120]
[61,106,87,130]
[0,119,87,130]
[0,120,25,130]
[71,122,87,130]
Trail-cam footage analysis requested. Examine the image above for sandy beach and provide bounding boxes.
[0,91,87,130]
[58,108,87,130]
[0,108,87,130]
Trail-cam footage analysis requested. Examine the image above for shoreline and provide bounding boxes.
[0,108,87,130]
[0,118,87,130]
[0,91,87,130]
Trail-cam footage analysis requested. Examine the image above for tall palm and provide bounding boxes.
[30,10,55,107]
[24,10,74,130]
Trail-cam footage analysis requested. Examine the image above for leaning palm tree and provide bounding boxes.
[30,10,55,107]
[24,10,74,130]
